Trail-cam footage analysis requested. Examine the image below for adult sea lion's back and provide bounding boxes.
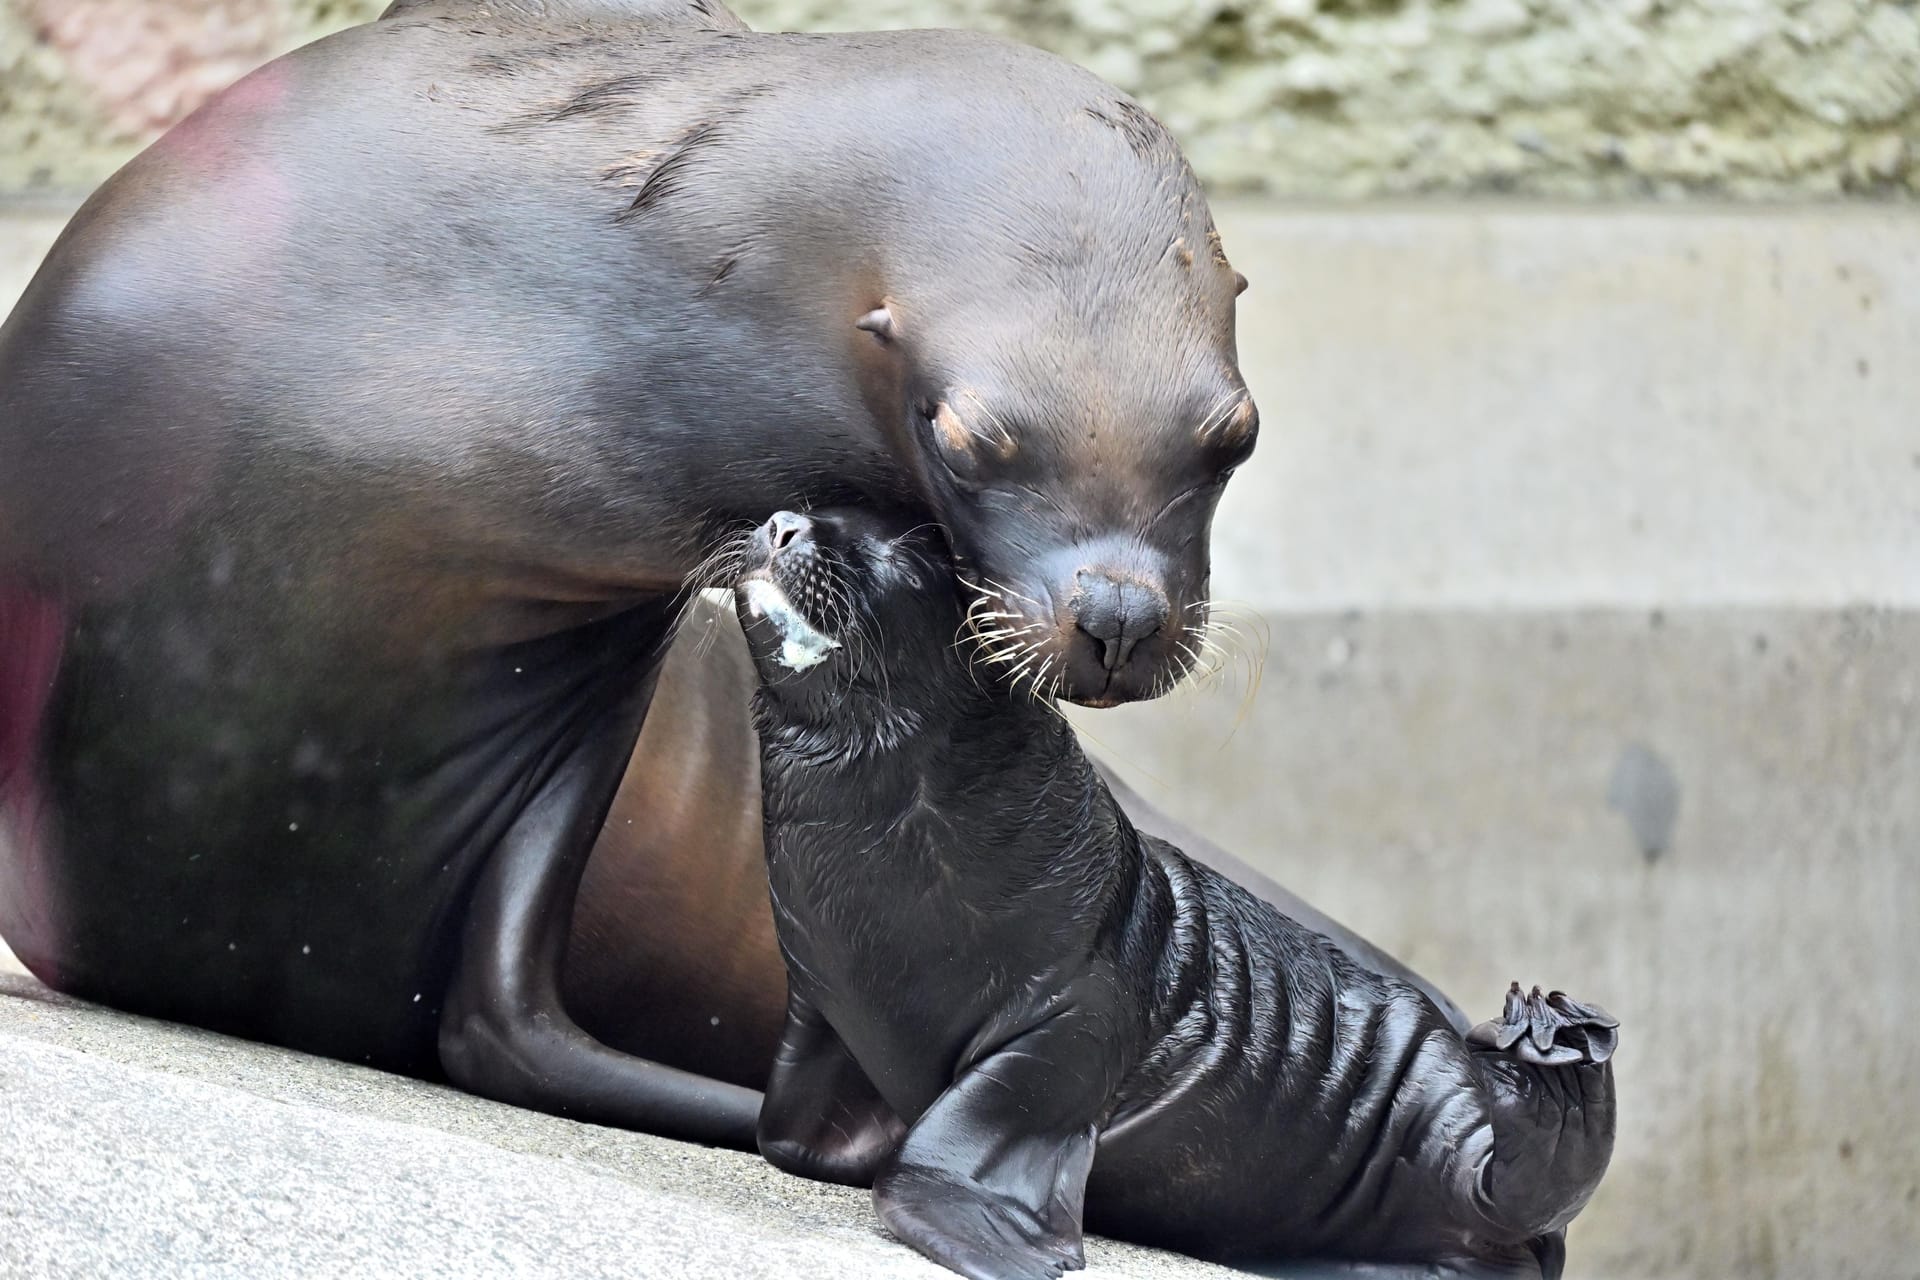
[0,10,779,1056]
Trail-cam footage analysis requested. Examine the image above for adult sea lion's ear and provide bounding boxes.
[855,307,896,340]
[1233,272,1250,297]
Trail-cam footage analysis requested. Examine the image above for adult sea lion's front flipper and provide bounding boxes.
[437,598,760,1148]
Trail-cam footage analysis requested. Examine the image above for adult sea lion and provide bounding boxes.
[0,0,1257,1146]
[732,508,1619,1280]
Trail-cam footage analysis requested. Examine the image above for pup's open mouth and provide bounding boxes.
[739,575,841,672]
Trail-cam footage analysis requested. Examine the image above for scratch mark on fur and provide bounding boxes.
[702,253,740,294]
[616,119,725,222]
[1084,99,1175,160]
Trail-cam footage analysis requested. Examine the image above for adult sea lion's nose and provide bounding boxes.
[1073,570,1167,672]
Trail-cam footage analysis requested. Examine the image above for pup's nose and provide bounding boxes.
[763,510,812,554]
[1073,571,1168,672]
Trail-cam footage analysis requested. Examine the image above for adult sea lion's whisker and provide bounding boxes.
[1000,649,1042,687]
[673,527,758,644]
[1206,612,1268,702]
[982,576,1048,613]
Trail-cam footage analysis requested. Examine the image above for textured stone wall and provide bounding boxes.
[0,1,359,190]
[4,0,1917,198]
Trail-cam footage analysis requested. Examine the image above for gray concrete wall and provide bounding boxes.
[4,202,1917,1276]
[1205,204,1920,608]
[3,0,1920,198]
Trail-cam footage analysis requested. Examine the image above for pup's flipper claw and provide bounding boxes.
[1468,982,1619,1068]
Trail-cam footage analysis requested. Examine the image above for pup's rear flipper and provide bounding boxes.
[1468,983,1619,1245]
[1468,983,1617,1067]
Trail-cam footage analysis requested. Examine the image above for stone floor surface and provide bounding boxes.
[0,975,1247,1279]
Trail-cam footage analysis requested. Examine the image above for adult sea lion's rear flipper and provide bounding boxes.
[1466,983,1619,1247]
[437,599,761,1149]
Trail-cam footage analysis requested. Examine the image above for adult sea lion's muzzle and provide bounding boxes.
[1072,569,1169,673]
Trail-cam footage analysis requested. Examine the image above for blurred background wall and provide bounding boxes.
[1,3,1916,1278]
[2,0,1919,199]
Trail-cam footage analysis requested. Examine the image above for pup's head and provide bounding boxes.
[732,508,960,713]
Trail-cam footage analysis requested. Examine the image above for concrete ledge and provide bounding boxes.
[0,975,1241,1279]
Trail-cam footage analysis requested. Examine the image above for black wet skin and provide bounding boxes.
[738,510,1619,1280]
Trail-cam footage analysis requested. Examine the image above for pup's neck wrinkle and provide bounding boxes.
[754,684,926,762]
[751,638,1015,763]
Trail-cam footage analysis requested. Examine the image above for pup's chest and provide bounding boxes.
[771,831,1038,989]
[767,829,1065,1094]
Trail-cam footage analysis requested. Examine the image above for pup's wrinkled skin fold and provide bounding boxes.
[735,509,1619,1280]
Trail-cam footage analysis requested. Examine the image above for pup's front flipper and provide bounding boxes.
[758,991,905,1187]
[874,1012,1120,1280]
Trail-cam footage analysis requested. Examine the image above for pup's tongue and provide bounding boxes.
[741,577,841,671]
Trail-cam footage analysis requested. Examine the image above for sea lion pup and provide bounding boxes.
[731,509,1619,1280]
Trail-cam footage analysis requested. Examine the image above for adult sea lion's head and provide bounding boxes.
[840,82,1258,709]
